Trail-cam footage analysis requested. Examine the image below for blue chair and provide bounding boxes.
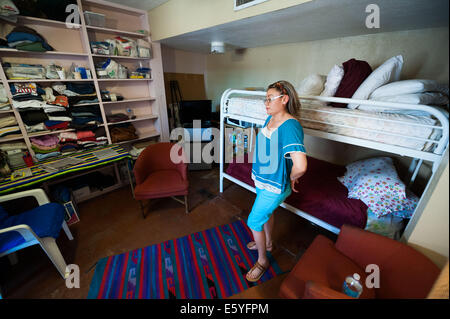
[0,189,74,281]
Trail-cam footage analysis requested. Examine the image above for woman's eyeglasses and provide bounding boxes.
[264,95,284,104]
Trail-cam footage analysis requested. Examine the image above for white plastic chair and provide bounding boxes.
[0,188,74,280]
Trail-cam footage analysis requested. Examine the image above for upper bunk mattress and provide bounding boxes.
[226,97,440,152]
[225,155,368,230]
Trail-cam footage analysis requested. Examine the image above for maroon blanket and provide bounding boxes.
[225,155,367,229]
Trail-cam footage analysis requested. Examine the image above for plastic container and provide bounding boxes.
[342,273,363,298]
[84,11,105,27]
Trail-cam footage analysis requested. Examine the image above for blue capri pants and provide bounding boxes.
[247,186,292,232]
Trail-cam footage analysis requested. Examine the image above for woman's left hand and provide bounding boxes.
[291,178,299,192]
[289,152,307,193]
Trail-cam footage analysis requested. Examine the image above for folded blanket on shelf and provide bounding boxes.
[44,121,69,130]
[48,95,69,107]
[0,125,20,138]
[70,116,102,125]
[0,84,8,103]
[30,134,59,147]
[66,83,95,95]
[107,113,130,123]
[43,105,67,113]
[0,142,27,151]
[0,115,17,128]
[6,26,54,51]
[20,109,49,125]
[59,131,77,140]
[26,123,46,133]
[48,115,72,122]
[68,122,99,131]
[110,124,138,143]
[68,95,98,106]
[12,99,45,110]
[60,144,79,153]
[31,143,59,152]
[77,130,95,139]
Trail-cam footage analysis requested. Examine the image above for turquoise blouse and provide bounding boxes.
[251,116,306,194]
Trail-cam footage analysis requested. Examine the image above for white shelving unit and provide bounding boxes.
[0,0,169,165]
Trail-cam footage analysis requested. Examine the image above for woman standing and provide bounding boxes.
[246,80,307,282]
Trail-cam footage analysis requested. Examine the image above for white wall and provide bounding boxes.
[205,27,449,112]
[403,150,449,269]
[161,45,207,75]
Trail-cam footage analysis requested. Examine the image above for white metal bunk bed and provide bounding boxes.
[219,88,449,234]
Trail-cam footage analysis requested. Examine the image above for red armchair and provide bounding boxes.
[133,142,189,218]
[279,224,441,299]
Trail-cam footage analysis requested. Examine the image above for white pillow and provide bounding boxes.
[369,92,449,106]
[370,79,450,98]
[297,74,326,96]
[348,55,404,109]
[320,65,344,98]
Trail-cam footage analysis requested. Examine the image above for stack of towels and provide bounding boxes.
[0,84,10,111]
[59,130,107,152]
[0,115,20,138]
[6,26,54,52]
[30,135,60,161]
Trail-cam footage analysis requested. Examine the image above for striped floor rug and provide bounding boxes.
[87,219,283,299]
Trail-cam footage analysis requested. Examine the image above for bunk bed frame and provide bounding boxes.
[219,89,449,234]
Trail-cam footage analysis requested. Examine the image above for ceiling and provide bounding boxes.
[157,0,449,53]
[106,0,169,11]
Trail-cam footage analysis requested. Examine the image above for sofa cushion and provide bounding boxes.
[134,169,188,200]
[279,234,376,299]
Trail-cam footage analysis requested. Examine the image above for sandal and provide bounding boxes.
[245,261,268,282]
[246,241,273,252]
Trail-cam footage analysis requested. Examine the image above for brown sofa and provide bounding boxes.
[279,224,441,299]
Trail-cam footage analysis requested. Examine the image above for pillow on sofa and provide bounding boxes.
[370,79,450,98]
[348,55,403,109]
[330,58,373,108]
[319,65,344,102]
[297,74,326,96]
[338,157,408,217]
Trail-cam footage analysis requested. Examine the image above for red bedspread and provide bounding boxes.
[225,155,367,229]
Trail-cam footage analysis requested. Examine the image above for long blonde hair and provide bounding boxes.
[267,80,301,115]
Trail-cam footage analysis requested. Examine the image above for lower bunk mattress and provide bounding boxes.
[225,155,368,230]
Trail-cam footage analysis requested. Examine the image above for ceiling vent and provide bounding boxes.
[234,0,269,11]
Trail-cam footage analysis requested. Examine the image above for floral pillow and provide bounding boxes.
[338,157,408,217]
[360,189,419,218]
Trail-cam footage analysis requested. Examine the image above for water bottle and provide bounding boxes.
[342,273,363,298]
[126,107,136,119]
